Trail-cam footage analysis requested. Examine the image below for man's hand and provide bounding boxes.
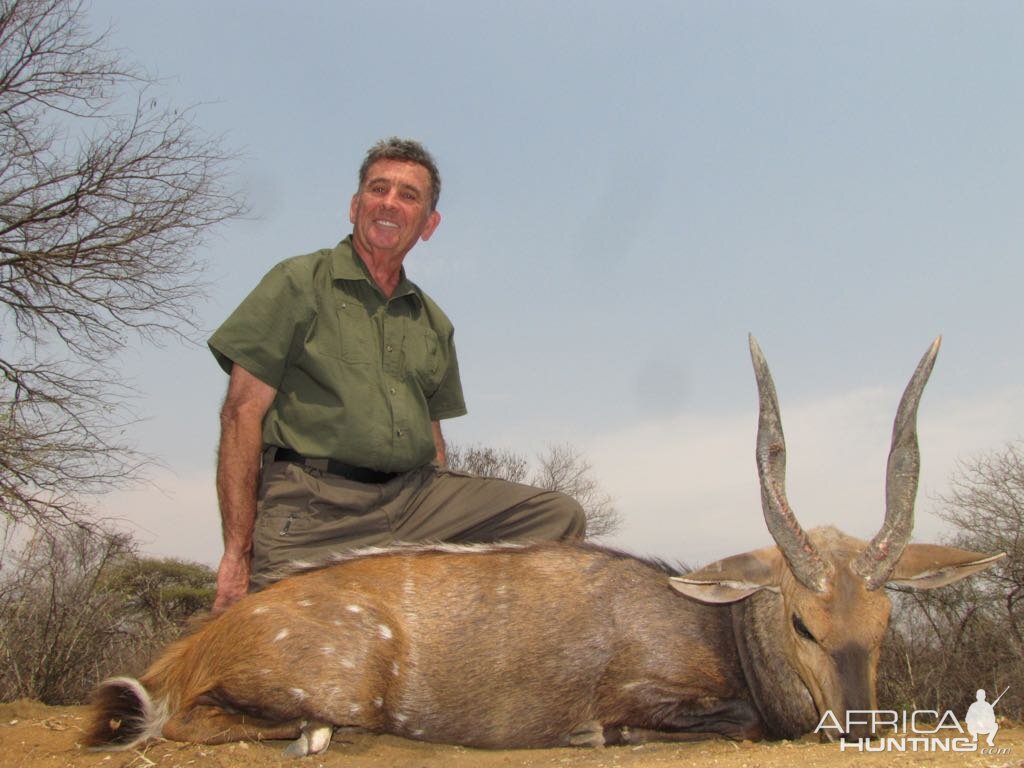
[213,364,276,613]
[213,551,251,613]
[431,420,447,467]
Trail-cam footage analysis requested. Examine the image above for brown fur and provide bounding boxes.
[85,543,758,751]
[85,537,998,754]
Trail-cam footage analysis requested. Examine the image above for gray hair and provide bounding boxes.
[358,137,442,211]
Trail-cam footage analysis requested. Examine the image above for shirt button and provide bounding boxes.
[386,344,393,352]
[389,387,396,395]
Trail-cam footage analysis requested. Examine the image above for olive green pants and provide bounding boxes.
[250,459,587,590]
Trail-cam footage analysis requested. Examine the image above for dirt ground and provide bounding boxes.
[1,700,1021,768]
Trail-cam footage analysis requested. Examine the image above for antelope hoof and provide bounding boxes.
[567,720,606,748]
[282,722,334,757]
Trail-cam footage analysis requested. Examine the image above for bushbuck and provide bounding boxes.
[85,336,1003,756]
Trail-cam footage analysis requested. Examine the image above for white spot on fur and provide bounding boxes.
[391,662,400,676]
[274,628,290,642]
[346,604,363,614]
[621,680,651,691]
[291,687,307,700]
[349,703,362,715]
[412,729,425,737]
[378,624,393,640]
[394,713,408,723]
[252,606,269,615]
[373,697,383,708]
[320,645,336,655]
[341,658,356,670]
[297,599,313,607]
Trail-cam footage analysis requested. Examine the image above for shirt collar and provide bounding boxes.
[330,236,422,304]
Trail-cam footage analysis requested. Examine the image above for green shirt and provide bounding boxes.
[209,237,467,472]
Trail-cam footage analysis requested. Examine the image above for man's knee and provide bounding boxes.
[561,496,587,540]
[477,486,587,543]
[538,492,586,541]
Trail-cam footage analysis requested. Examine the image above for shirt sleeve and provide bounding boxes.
[208,260,312,387]
[427,329,468,421]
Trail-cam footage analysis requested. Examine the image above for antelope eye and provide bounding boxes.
[792,614,816,642]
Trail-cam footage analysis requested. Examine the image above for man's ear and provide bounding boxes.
[420,210,441,242]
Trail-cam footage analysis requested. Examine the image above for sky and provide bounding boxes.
[83,0,1024,570]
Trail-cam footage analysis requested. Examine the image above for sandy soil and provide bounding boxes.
[1,700,1021,768]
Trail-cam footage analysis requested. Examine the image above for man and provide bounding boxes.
[209,138,585,611]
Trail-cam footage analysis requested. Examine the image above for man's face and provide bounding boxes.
[350,159,441,260]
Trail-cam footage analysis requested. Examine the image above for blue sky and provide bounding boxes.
[90,1,1024,568]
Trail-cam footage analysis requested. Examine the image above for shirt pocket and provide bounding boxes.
[315,297,375,364]
[403,324,443,394]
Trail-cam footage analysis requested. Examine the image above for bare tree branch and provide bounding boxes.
[447,442,621,538]
[0,0,245,532]
[878,440,1024,719]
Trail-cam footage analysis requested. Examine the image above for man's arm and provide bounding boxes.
[431,420,447,468]
[213,364,278,612]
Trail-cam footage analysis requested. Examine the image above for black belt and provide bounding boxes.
[267,447,399,484]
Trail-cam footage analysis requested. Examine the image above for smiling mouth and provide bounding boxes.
[374,219,399,229]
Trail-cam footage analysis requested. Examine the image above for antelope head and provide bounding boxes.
[672,336,1004,738]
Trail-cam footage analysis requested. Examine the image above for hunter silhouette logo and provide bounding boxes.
[815,685,1011,754]
[965,687,1007,748]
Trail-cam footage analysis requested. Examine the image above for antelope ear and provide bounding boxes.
[670,547,781,604]
[886,544,1006,590]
